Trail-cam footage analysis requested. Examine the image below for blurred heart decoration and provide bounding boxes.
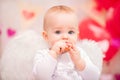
[22,10,35,20]
[7,28,16,37]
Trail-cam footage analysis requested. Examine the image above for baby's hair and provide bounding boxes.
[43,5,75,30]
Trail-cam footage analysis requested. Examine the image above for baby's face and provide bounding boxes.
[44,13,79,47]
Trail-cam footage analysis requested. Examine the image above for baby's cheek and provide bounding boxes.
[71,39,77,44]
[50,40,57,46]
[48,40,54,47]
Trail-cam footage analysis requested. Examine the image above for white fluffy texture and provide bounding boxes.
[0,30,48,80]
[78,39,104,71]
[0,30,103,80]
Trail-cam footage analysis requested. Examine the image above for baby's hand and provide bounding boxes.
[68,44,80,61]
[68,45,86,71]
[64,42,72,51]
[49,40,70,59]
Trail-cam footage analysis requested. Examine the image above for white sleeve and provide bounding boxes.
[77,48,101,80]
[33,50,57,80]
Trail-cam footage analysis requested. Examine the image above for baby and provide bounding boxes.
[33,5,100,80]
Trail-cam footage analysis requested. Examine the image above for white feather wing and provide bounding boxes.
[0,30,48,80]
[78,39,104,71]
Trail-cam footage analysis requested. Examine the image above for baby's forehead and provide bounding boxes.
[48,11,76,17]
[44,11,78,30]
[45,8,77,19]
[50,24,78,30]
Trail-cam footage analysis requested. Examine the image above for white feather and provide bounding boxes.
[0,30,48,80]
[78,39,104,71]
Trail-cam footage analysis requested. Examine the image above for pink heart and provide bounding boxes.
[22,10,35,20]
[7,28,16,37]
[0,24,3,35]
[0,29,1,35]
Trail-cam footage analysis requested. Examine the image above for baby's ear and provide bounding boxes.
[42,31,48,40]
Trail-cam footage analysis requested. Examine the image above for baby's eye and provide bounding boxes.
[55,30,61,34]
[68,30,74,34]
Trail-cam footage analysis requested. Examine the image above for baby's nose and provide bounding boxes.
[62,34,69,40]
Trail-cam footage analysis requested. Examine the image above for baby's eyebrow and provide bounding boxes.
[52,27,62,30]
[52,28,61,30]
[68,27,77,30]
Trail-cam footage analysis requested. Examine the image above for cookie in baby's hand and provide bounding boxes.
[64,45,71,51]
[65,47,69,51]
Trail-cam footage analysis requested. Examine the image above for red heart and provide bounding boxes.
[7,28,16,37]
[22,10,35,20]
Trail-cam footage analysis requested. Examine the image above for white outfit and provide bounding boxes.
[33,46,100,80]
